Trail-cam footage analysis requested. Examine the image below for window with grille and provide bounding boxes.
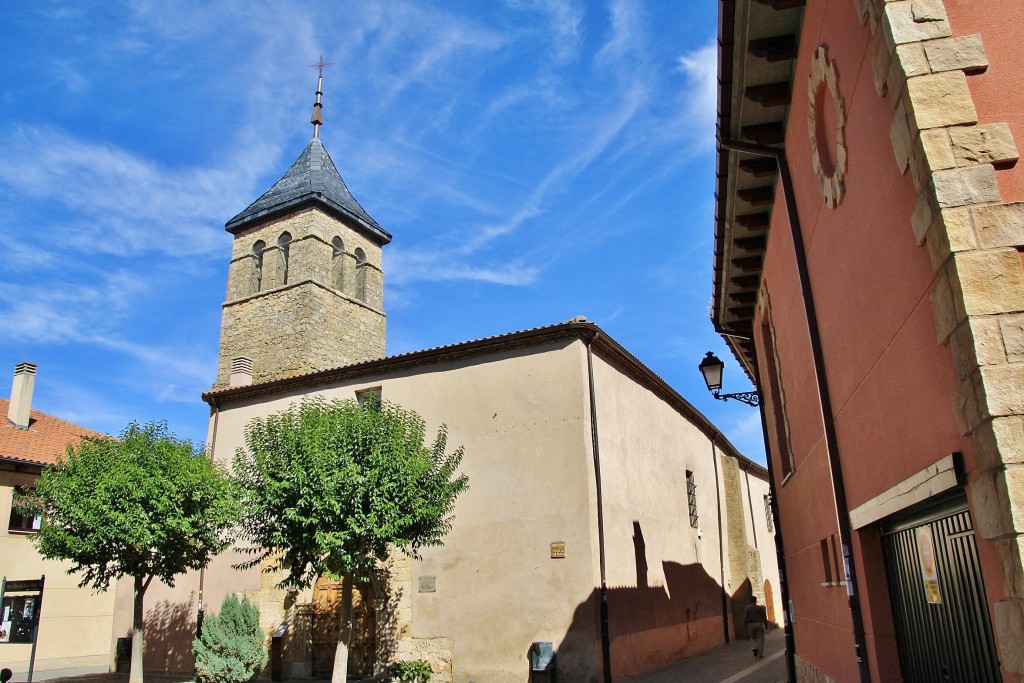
[8,486,40,533]
[686,470,698,528]
[764,494,774,532]
[356,387,381,409]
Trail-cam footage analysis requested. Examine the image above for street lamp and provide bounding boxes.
[698,352,760,406]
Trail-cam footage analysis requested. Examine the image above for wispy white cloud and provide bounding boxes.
[0,268,141,344]
[676,41,718,146]
[387,248,539,287]
[0,126,255,257]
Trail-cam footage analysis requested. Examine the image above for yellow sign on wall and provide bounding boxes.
[917,527,942,604]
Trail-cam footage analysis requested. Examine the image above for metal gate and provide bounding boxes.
[881,500,1001,682]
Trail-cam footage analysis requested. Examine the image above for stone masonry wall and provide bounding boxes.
[856,0,1024,672]
[722,455,763,638]
[216,208,386,386]
[381,552,453,683]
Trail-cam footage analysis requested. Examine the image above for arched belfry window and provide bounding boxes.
[354,247,367,302]
[331,237,345,292]
[251,240,266,293]
[277,232,292,286]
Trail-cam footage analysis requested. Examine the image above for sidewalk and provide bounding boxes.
[622,628,787,683]
[12,630,788,683]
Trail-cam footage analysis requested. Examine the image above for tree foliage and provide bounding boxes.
[16,420,239,683]
[233,397,469,587]
[18,421,239,590]
[193,594,268,683]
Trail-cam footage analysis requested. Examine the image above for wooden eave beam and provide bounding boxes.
[741,122,785,145]
[728,305,755,319]
[737,186,775,206]
[731,274,761,289]
[745,81,792,107]
[728,290,758,305]
[753,0,806,10]
[738,157,778,177]
[748,34,798,62]
[731,255,764,272]
[735,212,771,229]
[734,234,767,252]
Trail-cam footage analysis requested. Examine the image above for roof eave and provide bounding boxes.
[202,320,767,477]
[225,194,393,245]
[712,0,805,383]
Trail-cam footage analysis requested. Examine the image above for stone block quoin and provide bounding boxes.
[857,0,1024,672]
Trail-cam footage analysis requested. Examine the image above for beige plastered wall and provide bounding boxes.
[194,339,601,683]
[0,479,116,674]
[588,350,774,678]
[114,336,765,681]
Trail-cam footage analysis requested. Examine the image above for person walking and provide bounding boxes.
[744,595,768,658]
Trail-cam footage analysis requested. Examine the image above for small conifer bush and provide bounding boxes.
[193,594,268,683]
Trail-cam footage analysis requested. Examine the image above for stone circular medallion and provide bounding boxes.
[807,45,847,208]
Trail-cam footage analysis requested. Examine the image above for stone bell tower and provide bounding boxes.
[214,64,390,387]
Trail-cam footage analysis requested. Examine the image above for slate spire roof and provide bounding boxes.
[225,137,391,244]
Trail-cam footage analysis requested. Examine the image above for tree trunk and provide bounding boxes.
[330,572,355,683]
[130,575,146,683]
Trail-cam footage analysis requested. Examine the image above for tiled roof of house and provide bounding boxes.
[0,399,108,467]
[225,137,391,244]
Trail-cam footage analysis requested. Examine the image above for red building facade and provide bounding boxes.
[713,1,1024,681]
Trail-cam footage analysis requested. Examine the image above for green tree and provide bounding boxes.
[16,421,239,683]
[193,593,268,683]
[233,397,468,683]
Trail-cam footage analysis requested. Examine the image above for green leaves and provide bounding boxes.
[233,397,468,589]
[17,420,240,592]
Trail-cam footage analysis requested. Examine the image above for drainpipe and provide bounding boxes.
[751,360,796,683]
[711,436,730,643]
[719,137,871,683]
[585,334,612,683]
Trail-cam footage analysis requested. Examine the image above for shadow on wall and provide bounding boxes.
[555,522,729,682]
[373,564,405,675]
[142,597,197,674]
[731,578,754,640]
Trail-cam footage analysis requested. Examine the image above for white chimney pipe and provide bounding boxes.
[8,362,37,429]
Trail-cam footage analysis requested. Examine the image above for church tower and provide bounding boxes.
[215,64,390,387]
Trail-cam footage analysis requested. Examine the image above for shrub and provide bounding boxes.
[193,594,268,683]
[391,659,433,682]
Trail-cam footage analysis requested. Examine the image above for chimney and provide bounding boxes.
[8,362,37,430]
[229,357,254,387]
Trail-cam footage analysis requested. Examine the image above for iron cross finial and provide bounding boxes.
[309,54,335,78]
[309,55,335,138]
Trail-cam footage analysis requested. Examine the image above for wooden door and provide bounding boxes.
[311,575,377,678]
[763,579,776,624]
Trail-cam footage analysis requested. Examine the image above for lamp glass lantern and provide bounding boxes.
[699,352,725,392]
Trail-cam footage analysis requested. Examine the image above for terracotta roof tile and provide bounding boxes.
[0,399,109,467]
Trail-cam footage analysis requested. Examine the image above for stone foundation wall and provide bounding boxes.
[794,654,838,683]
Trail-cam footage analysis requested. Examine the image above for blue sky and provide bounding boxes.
[0,0,766,463]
